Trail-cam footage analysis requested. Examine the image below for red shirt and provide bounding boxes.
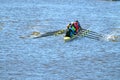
[73,22,79,32]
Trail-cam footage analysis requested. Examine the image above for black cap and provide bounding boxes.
[75,20,78,22]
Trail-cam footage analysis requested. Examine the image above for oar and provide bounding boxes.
[83,29,103,37]
[33,28,103,41]
[33,29,65,38]
[85,35,100,40]
[78,29,103,40]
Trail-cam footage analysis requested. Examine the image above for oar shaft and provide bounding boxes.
[33,29,65,38]
[85,36,100,40]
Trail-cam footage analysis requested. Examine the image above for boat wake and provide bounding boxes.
[104,34,120,42]
[102,28,120,42]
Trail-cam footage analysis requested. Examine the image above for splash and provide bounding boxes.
[105,34,120,42]
[103,28,120,42]
[20,31,41,39]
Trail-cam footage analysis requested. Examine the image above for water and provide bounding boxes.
[0,0,120,80]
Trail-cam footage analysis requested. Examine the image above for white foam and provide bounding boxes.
[106,34,120,42]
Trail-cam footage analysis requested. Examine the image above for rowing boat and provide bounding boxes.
[64,30,90,42]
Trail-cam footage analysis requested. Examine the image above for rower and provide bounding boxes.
[65,20,82,37]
